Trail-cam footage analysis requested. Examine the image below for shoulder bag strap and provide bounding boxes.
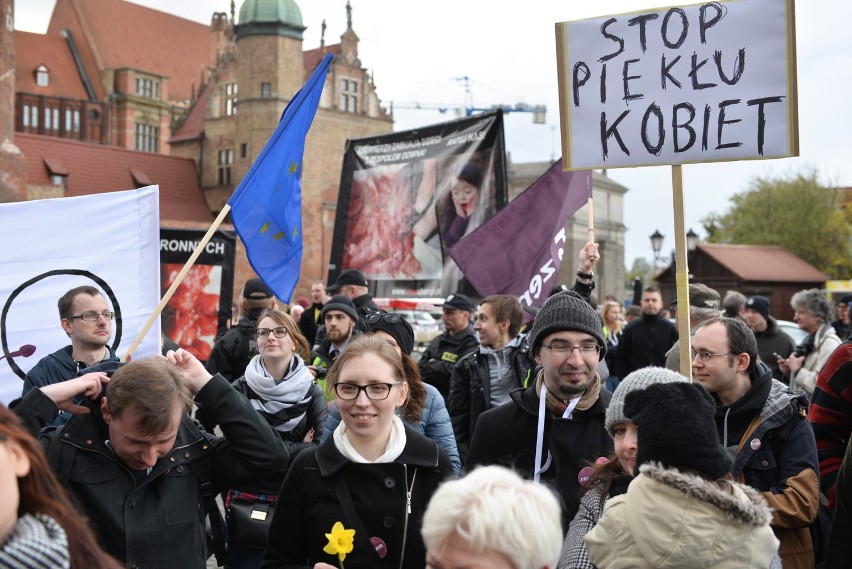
[331,476,385,569]
[188,455,230,568]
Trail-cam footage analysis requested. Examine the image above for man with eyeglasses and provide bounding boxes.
[691,316,819,567]
[22,285,120,398]
[465,290,613,526]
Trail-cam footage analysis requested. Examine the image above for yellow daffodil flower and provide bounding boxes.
[323,521,355,566]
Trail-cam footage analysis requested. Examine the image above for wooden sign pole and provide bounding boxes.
[671,165,693,381]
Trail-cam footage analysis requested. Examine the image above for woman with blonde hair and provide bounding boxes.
[0,404,120,568]
[600,300,624,392]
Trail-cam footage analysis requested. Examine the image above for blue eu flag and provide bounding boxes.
[227,53,333,302]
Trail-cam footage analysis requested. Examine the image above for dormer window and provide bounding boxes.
[35,65,49,87]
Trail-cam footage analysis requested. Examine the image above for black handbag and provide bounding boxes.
[227,495,274,550]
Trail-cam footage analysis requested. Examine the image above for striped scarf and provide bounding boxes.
[0,514,70,569]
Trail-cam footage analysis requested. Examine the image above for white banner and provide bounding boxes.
[0,187,162,404]
[556,0,797,170]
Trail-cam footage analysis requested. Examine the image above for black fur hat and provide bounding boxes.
[625,382,731,479]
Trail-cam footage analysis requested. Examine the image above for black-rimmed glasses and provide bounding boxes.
[68,311,115,322]
[333,382,403,400]
[256,327,288,339]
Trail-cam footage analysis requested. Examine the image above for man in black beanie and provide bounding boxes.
[465,288,612,526]
[743,294,796,380]
[308,295,360,389]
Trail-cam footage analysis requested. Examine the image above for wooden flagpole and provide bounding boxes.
[123,205,232,360]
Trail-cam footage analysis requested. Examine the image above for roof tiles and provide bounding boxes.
[16,133,213,224]
[698,243,828,282]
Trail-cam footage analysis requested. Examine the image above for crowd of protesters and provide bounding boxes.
[4,243,852,569]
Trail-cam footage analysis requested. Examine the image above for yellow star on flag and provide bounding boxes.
[273,231,284,240]
[288,161,298,175]
[260,222,270,234]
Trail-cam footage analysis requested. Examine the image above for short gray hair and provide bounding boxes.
[790,288,833,323]
[422,465,563,568]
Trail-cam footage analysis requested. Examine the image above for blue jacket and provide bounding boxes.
[321,382,461,474]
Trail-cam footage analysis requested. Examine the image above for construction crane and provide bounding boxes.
[389,76,547,124]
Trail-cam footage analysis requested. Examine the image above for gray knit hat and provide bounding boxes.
[529,291,605,360]
[321,295,358,323]
[605,367,689,436]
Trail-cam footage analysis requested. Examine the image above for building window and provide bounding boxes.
[225,82,238,116]
[260,82,271,98]
[50,174,67,188]
[218,148,233,186]
[64,109,81,134]
[35,65,49,87]
[135,123,159,153]
[340,78,358,113]
[135,77,160,100]
[240,143,247,158]
[44,107,58,132]
[23,104,30,128]
[30,105,38,128]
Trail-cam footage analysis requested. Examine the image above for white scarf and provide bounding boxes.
[244,354,314,431]
[0,514,70,569]
[333,415,407,463]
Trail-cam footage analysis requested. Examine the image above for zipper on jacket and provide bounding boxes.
[399,465,417,569]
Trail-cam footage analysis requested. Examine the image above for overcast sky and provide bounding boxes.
[14,0,852,270]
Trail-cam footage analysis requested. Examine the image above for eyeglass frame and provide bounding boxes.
[540,341,601,356]
[690,350,737,362]
[256,327,289,339]
[67,311,115,322]
[333,382,404,401]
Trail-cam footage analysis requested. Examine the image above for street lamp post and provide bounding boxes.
[650,228,700,270]
[649,229,668,270]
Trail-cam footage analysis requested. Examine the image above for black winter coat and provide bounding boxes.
[261,426,454,569]
[205,310,263,381]
[614,313,678,377]
[12,375,289,569]
[418,327,479,398]
[465,381,613,527]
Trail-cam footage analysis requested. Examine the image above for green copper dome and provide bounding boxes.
[237,0,305,39]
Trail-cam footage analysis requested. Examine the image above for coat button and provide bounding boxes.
[384,477,395,488]
[383,516,394,528]
[761,460,769,467]
[128,501,134,509]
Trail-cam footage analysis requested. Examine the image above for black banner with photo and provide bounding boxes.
[330,111,507,298]
[159,228,236,362]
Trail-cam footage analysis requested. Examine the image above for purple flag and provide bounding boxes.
[449,161,592,310]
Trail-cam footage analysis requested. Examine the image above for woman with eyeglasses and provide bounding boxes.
[262,335,454,569]
[215,309,328,569]
[321,312,461,474]
[0,404,122,568]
